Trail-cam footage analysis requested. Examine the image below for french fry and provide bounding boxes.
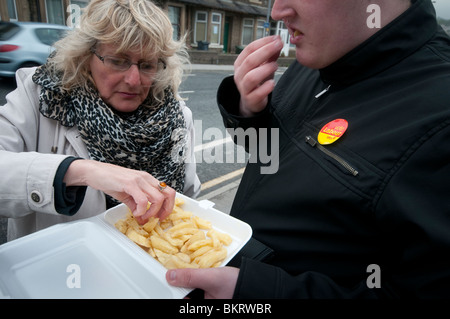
[127,218,149,237]
[143,217,159,233]
[193,215,212,230]
[171,254,200,269]
[115,198,233,269]
[189,245,214,260]
[175,252,191,263]
[171,227,199,238]
[154,248,172,266]
[170,206,193,220]
[150,235,178,255]
[114,219,128,234]
[126,228,151,248]
[147,246,156,258]
[167,221,197,234]
[188,239,213,251]
[196,247,227,268]
[174,197,185,206]
[180,230,205,253]
[159,218,173,230]
[207,229,232,246]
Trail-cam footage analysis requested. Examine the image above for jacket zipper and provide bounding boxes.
[305,136,359,176]
[315,85,331,98]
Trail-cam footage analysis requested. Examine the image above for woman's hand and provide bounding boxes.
[234,35,283,117]
[166,266,240,299]
[63,159,176,223]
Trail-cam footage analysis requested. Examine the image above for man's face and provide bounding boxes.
[271,0,378,69]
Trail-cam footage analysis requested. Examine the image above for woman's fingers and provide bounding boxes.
[123,176,176,223]
[65,160,176,223]
[141,184,176,221]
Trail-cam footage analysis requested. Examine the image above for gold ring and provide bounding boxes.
[158,181,167,192]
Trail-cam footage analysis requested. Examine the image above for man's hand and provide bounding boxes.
[234,35,283,117]
[166,267,240,299]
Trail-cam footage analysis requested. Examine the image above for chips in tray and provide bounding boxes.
[114,198,232,269]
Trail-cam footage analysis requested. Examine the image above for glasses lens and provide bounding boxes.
[104,57,130,71]
[102,55,162,77]
[139,61,158,75]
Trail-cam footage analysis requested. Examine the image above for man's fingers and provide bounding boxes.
[166,267,239,299]
[239,61,278,94]
[235,36,282,78]
[234,35,281,68]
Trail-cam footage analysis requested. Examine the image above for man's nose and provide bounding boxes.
[271,0,294,21]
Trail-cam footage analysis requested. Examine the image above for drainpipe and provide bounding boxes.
[35,0,42,22]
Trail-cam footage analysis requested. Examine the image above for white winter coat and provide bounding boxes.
[0,67,201,241]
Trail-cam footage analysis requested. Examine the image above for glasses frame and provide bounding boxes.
[91,49,166,76]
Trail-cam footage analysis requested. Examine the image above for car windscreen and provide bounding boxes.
[34,28,68,46]
[0,22,21,41]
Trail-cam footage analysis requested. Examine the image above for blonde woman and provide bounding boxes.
[0,0,200,241]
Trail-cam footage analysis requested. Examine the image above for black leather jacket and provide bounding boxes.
[217,0,450,298]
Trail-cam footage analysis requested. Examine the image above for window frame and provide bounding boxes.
[242,18,254,45]
[6,0,18,21]
[168,5,182,41]
[194,10,208,44]
[210,12,222,45]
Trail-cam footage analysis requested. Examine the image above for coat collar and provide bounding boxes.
[319,0,438,87]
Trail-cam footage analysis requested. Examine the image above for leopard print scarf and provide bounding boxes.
[33,64,186,207]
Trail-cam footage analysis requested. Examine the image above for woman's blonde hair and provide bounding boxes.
[49,0,190,104]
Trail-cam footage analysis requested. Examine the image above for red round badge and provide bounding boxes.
[318,119,348,145]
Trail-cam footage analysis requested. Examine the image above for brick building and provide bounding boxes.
[0,0,89,25]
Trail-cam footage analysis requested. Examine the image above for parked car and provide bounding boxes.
[0,21,71,78]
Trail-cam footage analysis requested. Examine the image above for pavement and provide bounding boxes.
[187,64,235,71]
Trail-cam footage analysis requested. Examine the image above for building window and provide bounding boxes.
[168,6,181,41]
[270,21,278,36]
[6,0,17,21]
[194,11,208,43]
[46,0,65,25]
[70,0,89,7]
[210,12,221,45]
[256,19,265,39]
[242,18,254,45]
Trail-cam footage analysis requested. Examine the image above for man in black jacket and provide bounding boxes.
[166,0,450,298]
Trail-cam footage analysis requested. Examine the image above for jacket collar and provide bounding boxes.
[319,0,438,86]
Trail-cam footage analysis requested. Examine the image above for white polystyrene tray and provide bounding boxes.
[0,193,252,299]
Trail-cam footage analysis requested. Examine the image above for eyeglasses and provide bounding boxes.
[92,49,166,76]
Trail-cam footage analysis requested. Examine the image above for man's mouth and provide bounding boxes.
[289,28,304,44]
[285,21,304,42]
